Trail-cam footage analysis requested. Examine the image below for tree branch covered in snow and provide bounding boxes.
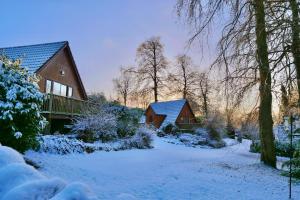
[0,57,47,153]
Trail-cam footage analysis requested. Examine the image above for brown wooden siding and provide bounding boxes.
[37,47,85,100]
[176,103,196,124]
[145,107,166,128]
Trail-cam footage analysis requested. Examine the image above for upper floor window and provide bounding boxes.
[68,87,73,97]
[46,79,73,98]
[46,80,52,93]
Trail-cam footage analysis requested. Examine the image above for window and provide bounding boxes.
[46,80,52,93]
[52,81,68,97]
[53,82,61,96]
[68,87,73,97]
[46,80,73,97]
[61,85,67,96]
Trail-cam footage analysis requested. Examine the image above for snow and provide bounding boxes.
[25,136,300,200]
[0,145,97,199]
[150,99,186,128]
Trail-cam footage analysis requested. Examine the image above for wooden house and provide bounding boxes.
[0,41,88,132]
[144,99,197,129]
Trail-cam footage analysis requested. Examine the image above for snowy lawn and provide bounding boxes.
[26,137,300,200]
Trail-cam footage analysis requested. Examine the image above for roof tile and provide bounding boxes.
[0,41,67,73]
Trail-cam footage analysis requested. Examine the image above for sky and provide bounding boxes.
[0,0,219,96]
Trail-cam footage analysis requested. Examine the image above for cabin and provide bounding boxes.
[0,41,88,132]
[144,99,197,129]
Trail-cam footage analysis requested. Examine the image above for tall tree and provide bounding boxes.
[136,37,168,102]
[167,54,197,99]
[254,0,276,167]
[113,68,134,106]
[177,0,277,167]
[289,0,300,105]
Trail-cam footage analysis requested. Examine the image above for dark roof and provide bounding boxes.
[150,99,187,127]
[0,41,67,73]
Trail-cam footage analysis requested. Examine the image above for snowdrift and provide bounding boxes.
[0,145,98,200]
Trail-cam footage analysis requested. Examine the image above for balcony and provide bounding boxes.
[41,93,89,116]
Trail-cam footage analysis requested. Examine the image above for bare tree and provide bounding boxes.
[196,72,210,118]
[136,37,168,102]
[167,54,197,99]
[177,0,277,167]
[113,67,134,106]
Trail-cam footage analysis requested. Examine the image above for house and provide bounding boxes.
[144,99,197,129]
[0,41,87,132]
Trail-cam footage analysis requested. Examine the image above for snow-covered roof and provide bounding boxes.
[0,41,67,73]
[150,99,187,128]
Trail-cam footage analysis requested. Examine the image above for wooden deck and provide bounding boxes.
[41,94,89,117]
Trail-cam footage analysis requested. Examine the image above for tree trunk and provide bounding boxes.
[254,0,276,168]
[124,95,127,106]
[203,94,208,118]
[183,64,187,99]
[153,45,158,103]
[154,69,158,102]
[290,0,300,105]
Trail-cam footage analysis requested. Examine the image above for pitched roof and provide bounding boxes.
[149,99,187,128]
[0,41,67,73]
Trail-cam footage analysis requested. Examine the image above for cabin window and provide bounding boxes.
[46,80,52,93]
[67,87,73,97]
[61,85,67,96]
[52,81,68,97]
[46,80,72,97]
[53,81,61,96]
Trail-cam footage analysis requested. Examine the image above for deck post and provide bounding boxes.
[47,94,53,134]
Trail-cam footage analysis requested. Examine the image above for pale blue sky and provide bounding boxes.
[0,0,219,96]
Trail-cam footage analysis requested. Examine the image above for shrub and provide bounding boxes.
[282,142,300,179]
[71,110,117,142]
[206,124,222,142]
[121,126,154,149]
[162,123,179,135]
[225,123,235,139]
[194,128,226,148]
[96,103,142,138]
[250,140,296,157]
[0,58,46,153]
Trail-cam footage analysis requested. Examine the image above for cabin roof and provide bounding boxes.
[0,41,67,73]
[149,99,187,128]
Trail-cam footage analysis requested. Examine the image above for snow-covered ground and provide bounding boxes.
[26,137,300,200]
[0,145,97,200]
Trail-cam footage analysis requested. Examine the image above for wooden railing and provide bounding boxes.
[41,94,89,116]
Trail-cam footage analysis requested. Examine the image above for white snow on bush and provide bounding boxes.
[0,145,97,199]
[36,132,154,155]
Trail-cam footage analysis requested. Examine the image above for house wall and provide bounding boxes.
[176,102,196,124]
[145,107,165,128]
[37,47,85,100]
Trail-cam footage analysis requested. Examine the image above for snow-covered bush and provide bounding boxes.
[0,58,46,153]
[71,109,118,142]
[162,123,180,135]
[195,128,226,148]
[37,135,88,154]
[72,101,143,142]
[102,103,143,138]
[0,145,97,199]
[121,126,154,149]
